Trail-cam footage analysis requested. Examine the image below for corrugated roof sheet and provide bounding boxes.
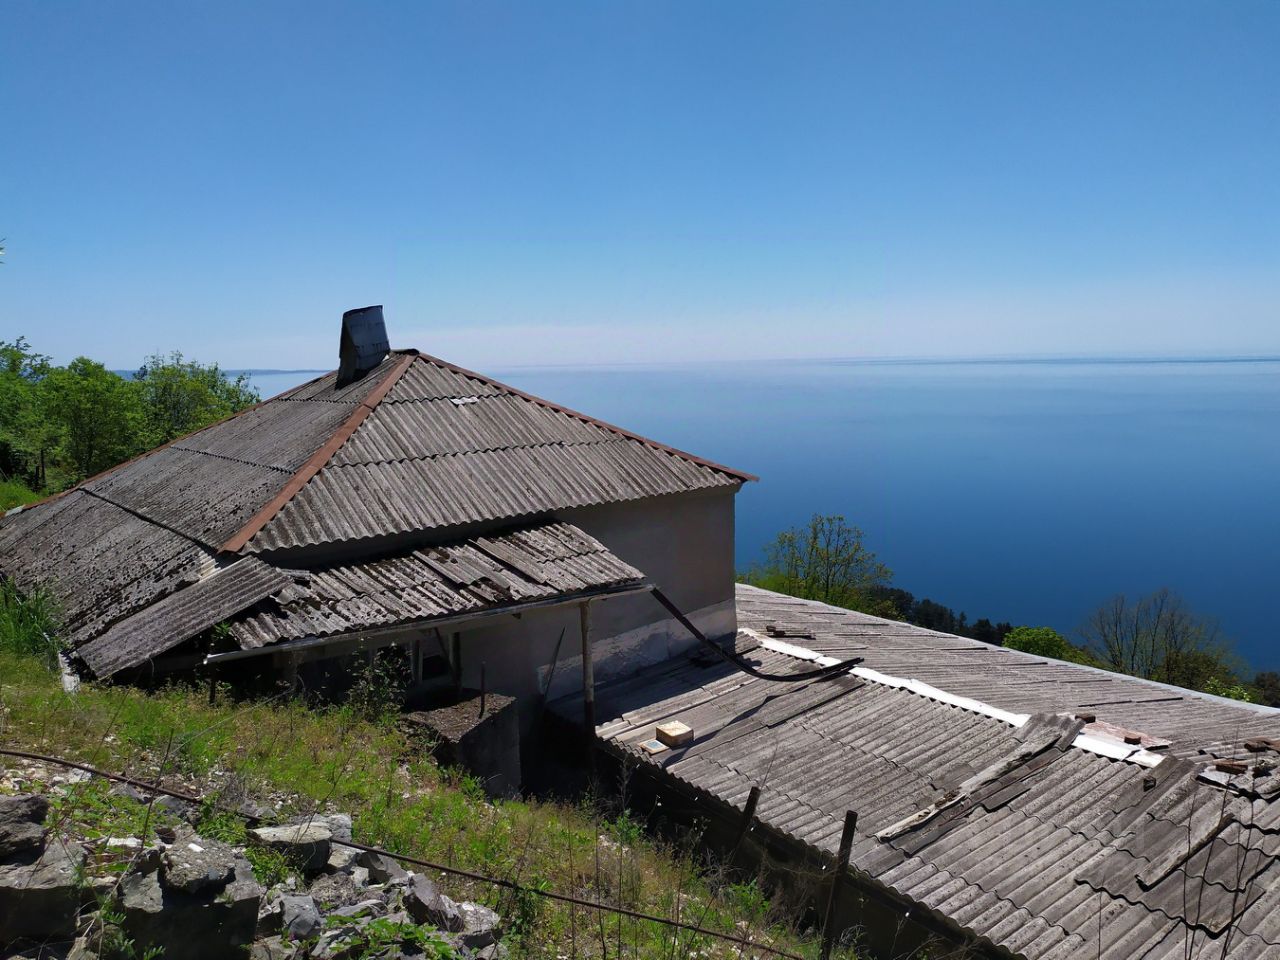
[554,585,1280,960]
[0,360,398,659]
[228,520,644,649]
[247,354,748,552]
[77,557,295,677]
[0,347,745,673]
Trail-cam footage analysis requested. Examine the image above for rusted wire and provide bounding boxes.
[0,747,804,960]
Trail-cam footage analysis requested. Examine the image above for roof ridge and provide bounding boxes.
[415,352,758,483]
[219,352,418,554]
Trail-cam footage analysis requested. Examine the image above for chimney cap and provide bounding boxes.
[337,305,390,386]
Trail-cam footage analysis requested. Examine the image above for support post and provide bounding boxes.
[820,810,858,960]
[579,601,595,770]
[730,785,761,859]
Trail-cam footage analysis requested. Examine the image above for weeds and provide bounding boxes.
[0,649,857,959]
[0,579,62,666]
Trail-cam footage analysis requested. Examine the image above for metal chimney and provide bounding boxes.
[337,305,390,387]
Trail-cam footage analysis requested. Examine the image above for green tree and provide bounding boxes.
[1003,625,1094,664]
[1253,672,1280,708]
[133,351,258,446]
[0,337,52,484]
[745,514,896,616]
[39,358,143,480]
[1082,588,1245,694]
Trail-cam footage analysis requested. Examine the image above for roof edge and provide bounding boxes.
[219,351,419,554]
[6,369,338,520]
[415,352,759,483]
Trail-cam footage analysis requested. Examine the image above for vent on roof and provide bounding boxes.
[337,305,391,387]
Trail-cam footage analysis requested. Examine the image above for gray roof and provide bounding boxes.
[558,585,1280,960]
[227,520,645,650]
[247,353,747,552]
[0,348,743,675]
[78,557,293,676]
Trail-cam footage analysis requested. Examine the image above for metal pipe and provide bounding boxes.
[579,599,595,771]
[650,587,862,682]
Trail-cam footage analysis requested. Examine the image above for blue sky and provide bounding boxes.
[2,1,1277,369]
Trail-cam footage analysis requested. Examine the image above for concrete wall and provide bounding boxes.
[446,486,740,728]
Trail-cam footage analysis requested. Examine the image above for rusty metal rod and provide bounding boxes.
[650,588,862,683]
[0,747,802,960]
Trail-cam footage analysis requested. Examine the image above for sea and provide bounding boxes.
[246,358,1280,672]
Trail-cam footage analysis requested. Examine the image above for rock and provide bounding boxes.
[161,833,237,893]
[250,936,296,959]
[475,944,509,960]
[256,889,284,936]
[237,799,278,821]
[249,823,331,874]
[289,812,352,844]
[457,902,502,950]
[151,795,196,823]
[350,866,369,888]
[68,933,101,960]
[280,894,323,941]
[0,793,49,860]
[119,856,262,960]
[108,783,148,804]
[307,870,370,911]
[403,875,463,932]
[0,839,87,942]
[326,844,359,873]
[329,898,386,919]
[356,850,407,885]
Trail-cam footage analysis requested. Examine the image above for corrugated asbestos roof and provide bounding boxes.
[227,520,645,649]
[0,347,741,675]
[246,353,747,552]
[552,585,1280,960]
[78,557,294,677]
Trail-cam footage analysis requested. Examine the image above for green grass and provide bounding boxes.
[0,649,855,960]
[0,478,41,511]
[0,580,62,666]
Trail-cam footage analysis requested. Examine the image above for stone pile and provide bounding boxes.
[0,790,504,960]
[0,793,87,945]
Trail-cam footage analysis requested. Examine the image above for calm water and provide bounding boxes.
[249,360,1280,671]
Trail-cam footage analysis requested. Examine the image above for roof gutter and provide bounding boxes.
[203,579,654,666]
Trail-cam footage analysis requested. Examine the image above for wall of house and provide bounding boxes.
[446,486,740,732]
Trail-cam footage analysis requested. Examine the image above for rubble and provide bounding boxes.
[0,774,506,960]
[249,822,332,874]
[0,793,49,859]
[0,838,87,943]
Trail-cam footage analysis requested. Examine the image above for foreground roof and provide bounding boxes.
[0,349,741,673]
[556,585,1280,960]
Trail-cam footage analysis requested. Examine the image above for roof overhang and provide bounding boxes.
[202,579,654,667]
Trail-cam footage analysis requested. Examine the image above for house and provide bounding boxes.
[553,585,1280,959]
[0,307,754,721]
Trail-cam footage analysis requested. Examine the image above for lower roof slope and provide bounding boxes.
[227,520,645,651]
[59,519,641,677]
[554,585,1280,960]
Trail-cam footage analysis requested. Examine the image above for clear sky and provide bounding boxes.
[2,2,1277,369]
